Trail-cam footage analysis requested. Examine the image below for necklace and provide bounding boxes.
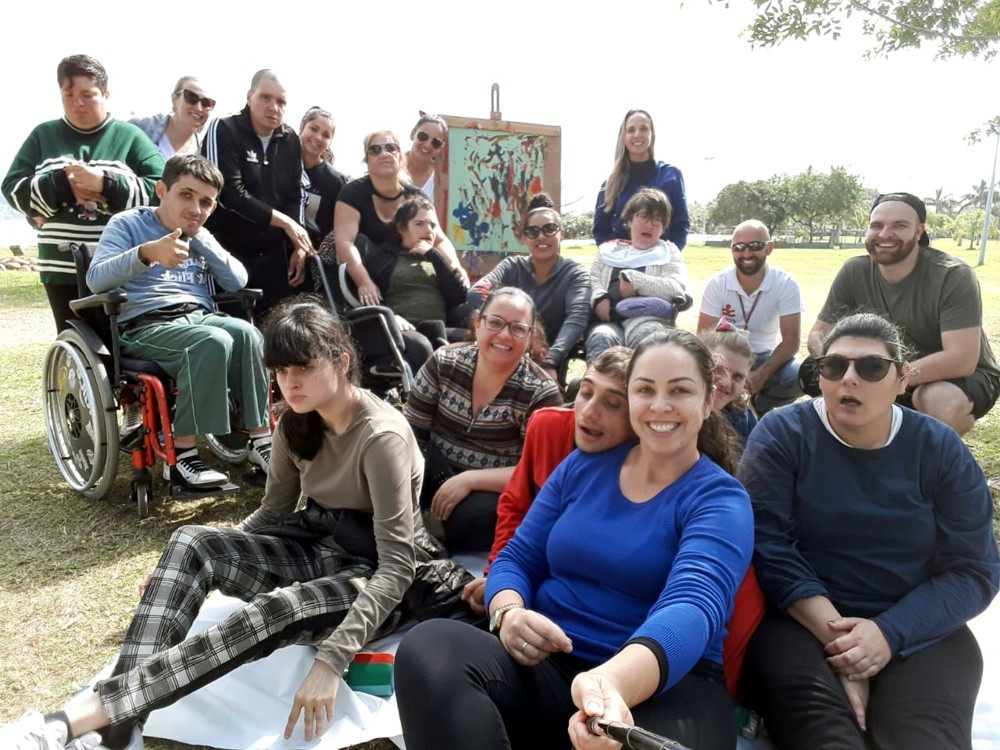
[371,181,405,201]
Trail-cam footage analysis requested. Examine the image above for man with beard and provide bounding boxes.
[698,220,804,413]
[808,193,999,435]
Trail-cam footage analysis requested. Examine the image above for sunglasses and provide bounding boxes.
[416,130,444,149]
[481,314,532,339]
[523,223,561,240]
[731,241,768,253]
[817,354,897,382]
[177,89,216,110]
[366,142,400,157]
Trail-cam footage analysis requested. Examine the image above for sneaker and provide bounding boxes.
[119,403,143,444]
[0,711,101,750]
[248,436,271,472]
[165,448,227,488]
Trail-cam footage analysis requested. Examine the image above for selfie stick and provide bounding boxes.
[588,717,693,750]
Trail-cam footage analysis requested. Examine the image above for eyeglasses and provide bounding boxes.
[416,131,444,149]
[634,212,664,226]
[366,142,400,156]
[177,89,216,110]
[481,314,533,338]
[731,241,769,253]
[522,223,561,240]
[817,354,897,382]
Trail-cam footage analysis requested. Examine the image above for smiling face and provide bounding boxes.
[300,114,334,163]
[474,293,534,373]
[172,80,213,131]
[411,121,446,165]
[730,223,773,277]
[710,345,751,410]
[623,112,654,162]
[247,78,287,136]
[865,201,923,269]
[523,209,563,262]
[399,208,438,248]
[820,335,907,443]
[574,367,634,453]
[628,343,710,464]
[60,75,108,130]
[154,174,218,237]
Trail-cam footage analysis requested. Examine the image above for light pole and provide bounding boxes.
[977,130,999,266]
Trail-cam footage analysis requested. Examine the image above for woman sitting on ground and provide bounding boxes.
[739,312,1000,749]
[334,130,464,307]
[701,327,757,444]
[2,298,442,750]
[299,106,348,251]
[593,108,689,249]
[587,187,688,363]
[404,286,563,553]
[396,329,753,750]
[130,76,214,158]
[404,113,447,200]
[467,193,591,382]
[351,195,469,374]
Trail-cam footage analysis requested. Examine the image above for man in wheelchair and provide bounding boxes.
[87,154,272,489]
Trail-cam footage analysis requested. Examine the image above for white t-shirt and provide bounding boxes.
[699,265,804,353]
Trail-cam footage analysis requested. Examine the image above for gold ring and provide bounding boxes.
[520,640,529,653]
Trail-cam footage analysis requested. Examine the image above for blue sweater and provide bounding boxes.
[593,160,690,249]
[739,402,1000,658]
[486,445,753,690]
[87,206,248,324]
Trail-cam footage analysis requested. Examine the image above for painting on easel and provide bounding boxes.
[436,86,560,277]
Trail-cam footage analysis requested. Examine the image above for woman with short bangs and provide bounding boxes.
[404,113,447,200]
[334,130,464,308]
[130,76,215,158]
[739,312,1000,749]
[701,328,757,444]
[396,328,753,749]
[467,192,590,381]
[299,107,347,251]
[404,286,562,553]
[593,109,689,249]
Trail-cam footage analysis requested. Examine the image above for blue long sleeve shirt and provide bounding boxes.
[739,402,1000,658]
[486,445,753,691]
[593,160,690,249]
[87,206,248,324]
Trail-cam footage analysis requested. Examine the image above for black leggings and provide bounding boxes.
[396,618,737,750]
[45,282,78,334]
[742,611,983,750]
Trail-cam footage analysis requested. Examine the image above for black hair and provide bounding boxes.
[626,329,737,475]
[261,296,359,460]
[161,154,224,192]
[386,195,436,246]
[822,313,909,367]
[57,54,108,93]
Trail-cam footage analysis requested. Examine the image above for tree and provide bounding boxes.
[561,210,595,241]
[954,208,988,248]
[925,186,958,216]
[688,200,709,234]
[784,166,866,242]
[707,178,789,235]
[724,0,1000,60]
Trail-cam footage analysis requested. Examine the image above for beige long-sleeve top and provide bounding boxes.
[238,389,423,674]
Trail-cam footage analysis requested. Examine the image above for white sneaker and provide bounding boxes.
[119,403,143,444]
[165,448,227,488]
[248,436,271,472]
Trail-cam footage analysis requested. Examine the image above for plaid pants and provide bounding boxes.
[96,525,374,727]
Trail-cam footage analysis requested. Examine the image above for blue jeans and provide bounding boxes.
[752,350,802,413]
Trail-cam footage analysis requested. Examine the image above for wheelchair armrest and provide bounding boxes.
[70,290,128,318]
[345,305,406,348]
[213,288,263,318]
[672,293,694,313]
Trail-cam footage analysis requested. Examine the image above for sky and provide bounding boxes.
[1,0,998,216]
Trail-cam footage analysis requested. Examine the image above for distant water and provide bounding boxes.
[0,219,38,250]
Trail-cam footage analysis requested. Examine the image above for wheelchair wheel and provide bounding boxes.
[43,330,120,499]
[131,476,151,519]
[204,431,249,465]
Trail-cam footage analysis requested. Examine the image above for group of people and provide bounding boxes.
[3,53,1000,750]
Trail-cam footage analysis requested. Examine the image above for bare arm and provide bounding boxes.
[697,311,718,334]
[808,317,834,356]
[909,327,980,385]
[332,200,380,301]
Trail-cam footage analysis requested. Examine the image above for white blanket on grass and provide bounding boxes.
[89,553,998,750]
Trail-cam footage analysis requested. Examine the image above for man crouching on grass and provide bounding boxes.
[86,153,272,488]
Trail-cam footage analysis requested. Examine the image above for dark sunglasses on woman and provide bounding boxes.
[817,354,897,382]
[177,89,216,110]
[367,142,401,156]
[416,131,444,150]
[523,223,560,240]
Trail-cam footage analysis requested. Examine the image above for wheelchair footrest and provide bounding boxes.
[167,481,241,500]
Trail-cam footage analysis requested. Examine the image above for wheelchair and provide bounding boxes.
[42,243,263,518]
[311,254,415,404]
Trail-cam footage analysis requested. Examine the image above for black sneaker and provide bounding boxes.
[165,448,227,488]
[248,437,271,472]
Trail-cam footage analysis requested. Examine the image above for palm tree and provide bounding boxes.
[959,180,989,212]
[924,186,957,216]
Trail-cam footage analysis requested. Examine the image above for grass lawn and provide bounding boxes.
[1,240,999,748]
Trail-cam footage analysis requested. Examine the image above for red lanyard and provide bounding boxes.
[737,293,762,330]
